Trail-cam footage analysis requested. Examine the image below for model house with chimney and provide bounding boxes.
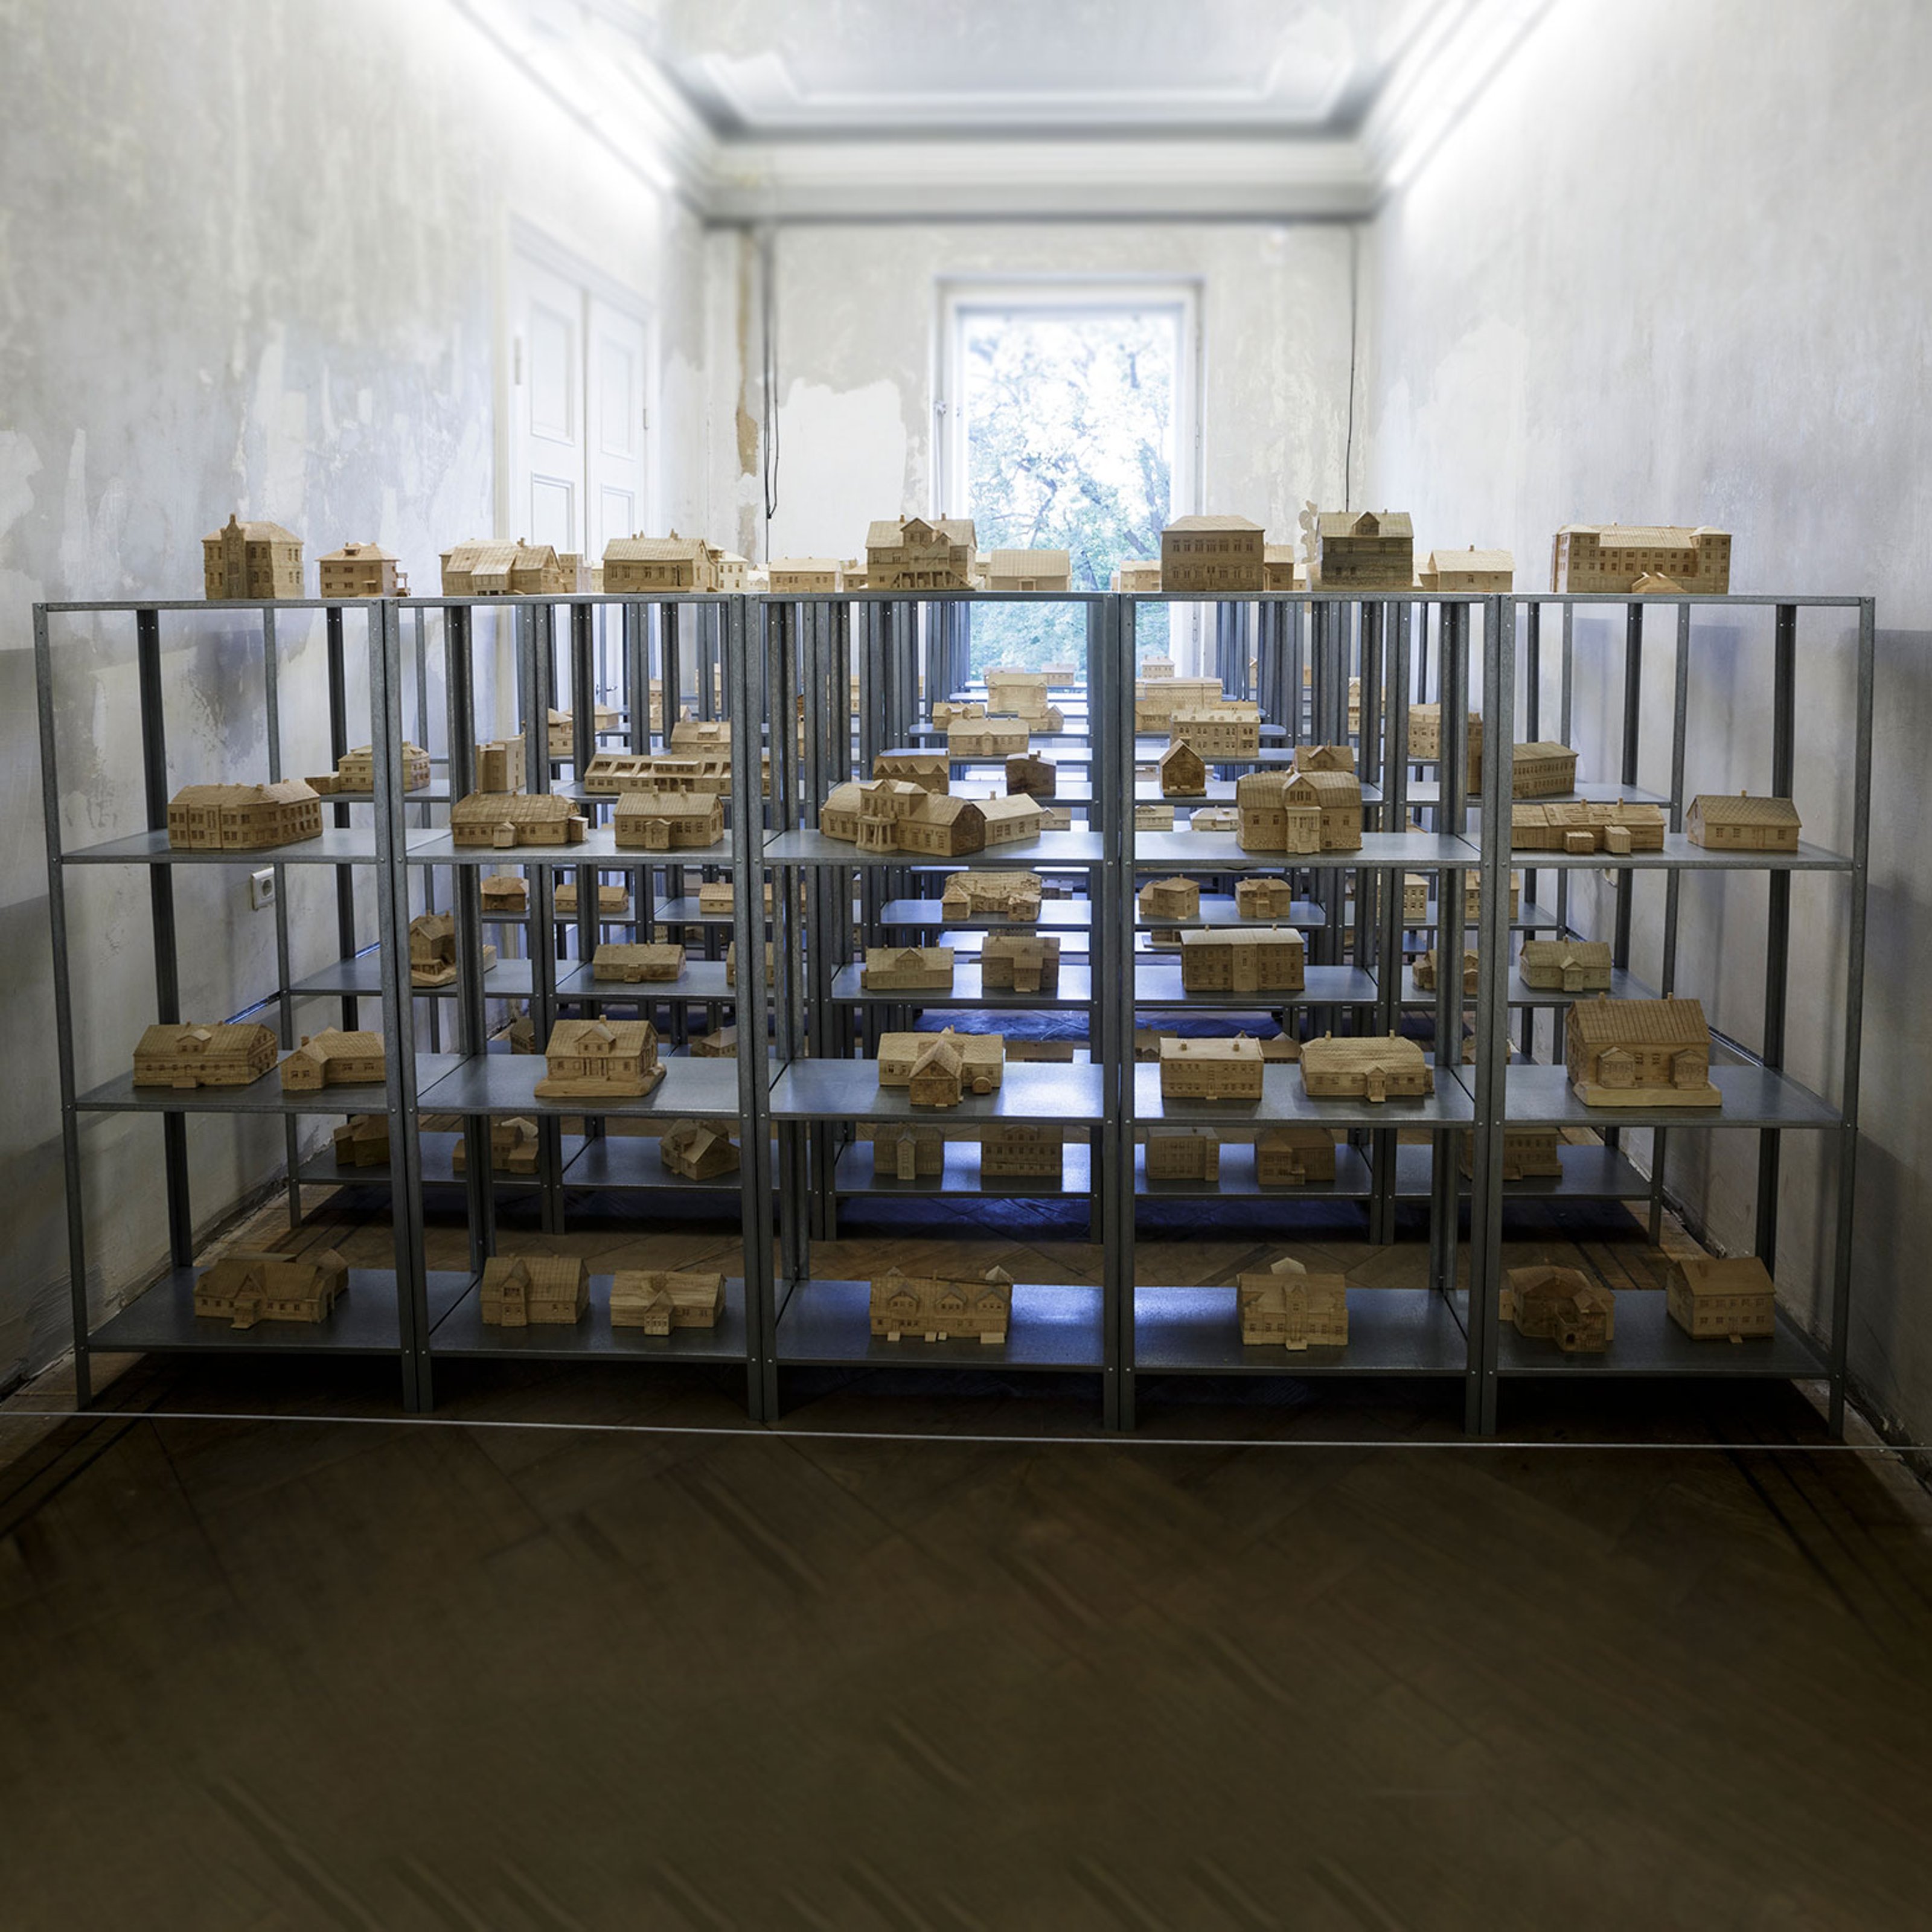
[980,933,1060,994]
[1005,752,1056,798]
[1418,548,1513,592]
[601,533,721,593]
[194,1250,349,1329]
[1686,792,1802,851]
[1512,800,1666,855]
[869,1267,1013,1343]
[554,882,631,919]
[873,750,950,792]
[609,1269,726,1332]
[1255,1124,1337,1186]
[450,792,588,849]
[1300,1032,1433,1102]
[861,945,956,992]
[452,1116,539,1176]
[1137,875,1200,921]
[1565,995,1719,1105]
[1159,1034,1264,1101]
[481,873,528,915]
[534,1018,665,1099]
[1160,515,1265,593]
[1550,525,1732,595]
[985,669,1063,730]
[318,541,407,598]
[947,718,1031,760]
[976,795,1046,846]
[822,779,988,856]
[439,538,572,596]
[1238,1258,1349,1350]
[865,516,976,590]
[481,1255,589,1328]
[133,1022,278,1089]
[310,743,432,794]
[409,912,495,988]
[1519,939,1614,993]
[877,1028,1004,1107]
[1180,926,1305,994]
[1236,770,1361,852]
[167,781,322,850]
[202,514,304,600]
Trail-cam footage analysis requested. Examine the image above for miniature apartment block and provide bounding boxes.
[1503,1265,1614,1352]
[309,743,432,794]
[874,750,950,792]
[981,933,1060,994]
[868,1123,946,1180]
[610,1269,726,1332]
[1238,1258,1348,1351]
[281,1028,385,1092]
[877,1028,1005,1107]
[1565,995,1719,1107]
[1169,705,1261,758]
[1235,877,1297,920]
[133,1022,278,1089]
[767,558,845,593]
[601,533,721,593]
[1160,515,1265,594]
[1180,927,1305,995]
[1005,752,1056,799]
[534,1018,665,1099]
[869,1267,1014,1344]
[318,541,407,598]
[481,873,528,915]
[1236,770,1361,852]
[554,883,631,919]
[1686,793,1802,851]
[1300,1032,1433,1103]
[1159,742,1207,796]
[1550,525,1732,595]
[592,942,685,983]
[481,1255,589,1328]
[1138,876,1200,921]
[983,549,1072,593]
[332,1115,389,1168]
[450,793,587,849]
[982,1124,1063,1183]
[1145,1127,1220,1184]
[614,792,724,851]
[1519,939,1614,993]
[452,1116,539,1176]
[1116,561,1163,594]
[1256,1125,1337,1186]
[1159,1035,1264,1102]
[1668,1256,1777,1340]
[409,912,496,988]
[1459,1127,1564,1181]
[866,516,976,591]
[861,945,956,992]
[1413,948,1479,995]
[203,514,304,600]
[440,538,574,597]
[947,718,1031,760]
[1512,801,1666,856]
[1262,545,1307,592]
[194,1250,348,1329]
[659,1119,740,1181]
[1311,510,1413,591]
[940,870,1043,922]
[167,781,322,851]
[1136,804,1175,831]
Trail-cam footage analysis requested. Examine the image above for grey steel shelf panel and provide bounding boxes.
[1389,1140,1651,1201]
[298,1130,584,1192]
[1496,1294,1827,1379]
[90,1267,471,1355]
[654,897,753,928]
[834,1138,1095,1197]
[554,959,738,1004]
[1134,1140,1375,1200]
[319,788,454,806]
[1406,900,1567,933]
[1134,895,1327,932]
[762,830,1104,869]
[431,1276,751,1361]
[1134,831,1478,872]
[408,828,734,869]
[292,956,535,1000]
[1133,1286,1468,1376]
[1500,1062,1840,1130]
[1504,834,1852,874]
[1133,960,1377,1008]
[1404,779,1672,808]
[770,1058,1107,1125]
[65,828,384,867]
[879,898,1094,930]
[77,1053,466,1116]
[776,1278,1105,1371]
[1133,1062,1476,1131]
[828,962,1095,1009]
[561,1134,750,1191]
[417,1054,746,1121]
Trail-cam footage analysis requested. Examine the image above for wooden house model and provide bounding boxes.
[583,752,730,796]
[1188,805,1239,833]
[1169,705,1260,758]
[1519,939,1614,993]
[1459,1127,1564,1181]
[1115,561,1163,594]
[1408,704,1481,773]
[133,1022,278,1089]
[1413,948,1479,995]
[1511,742,1580,797]
[689,1026,738,1058]
[1292,742,1355,774]
[724,941,775,988]
[1512,800,1666,856]
[1159,1034,1264,1101]
[980,933,1059,994]
[601,532,721,594]
[1300,1032,1433,1102]
[554,882,631,918]
[1564,995,1719,1107]
[1005,1040,1078,1061]
[767,558,845,593]
[984,669,1057,720]
[331,1115,389,1168]
[866,516,976,591]
[452,1115,539,1175]
[696,880,734,916]
[868,1267,1012,1343]
[1005,752,1056,799]
[1137,875,1200,921]
[202,514,304,600]
[481,873,528,914]
[982,1125,1063,1183]
[1159,741,1207,796]
[534,1018,665,1099]
[281,1028,385,1092]
[409,912,494,987]
[867,1123,946,1180]
[167,781,322,851]
[659,1119,740,1181]
[947,718,1031,760]
[667,716,734,755]
[1550,525,1732,595]
[1145,1127,1220,1184]
[609,1268,726,1332]
[318,540,406,598]
[860,945,956,992]
[1503,1265,1614,1352]
[1418,547,1513,592]
[931,700,984,728]
[874,750,950,792]
[309,743,432,794]
[439,538,572,597]
[1235,877,1297,920]
[480,1255,588,1328]
[1403,875,1430,924]
[450,792,587,849]
[1134,676,1224,731]
[194,1249,348,1329]
[983,549,1071,593]
[1236,770,1361,852]
[1135,804,1175,830]
[1160,515,1265,594]
[1262,544,1308,592]
[614,791,724,851]
[877,1028,1004,1107]
[1686,792,1802,851]
[473,741,522,793]
[1310,510,1413,592]
[592,942,685,983]
[1256,1124,1337,1186]
[1180,926,1305,994]
[1140,656,1175,677]
[940,870,1043,921]
[1238,1258,1348,1350]
[1667,1255,1776,1340]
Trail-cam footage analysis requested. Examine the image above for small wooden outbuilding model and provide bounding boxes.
[450,793,587,849]
[689,1026,738,1058]
[861,945,956,992]
[982,1124,1063,1183]
[1413,948,1479,995]
[1159,515,1265,594]
[1418,547,1514,592]
[1238,1257,1349,1350]
[281,1028,385,1091]
[940,870,1043,922]
[203,514,304,600]
[1564,996,1719,1107]
[592,942,686,983]
[1667,1256,1776,1340]
[1179,926,1305,994]
[610,1269,726,1332]
[534,1018,665,1099]
[318,541,408,598]
[1159,1035,1264,1101]
[980,932,1060,994]
[194,1249,348,1329]
[1503,1265,1614,1352]
[1685,792,1802,851]
[869,1267,1013,1344]
[1159,741,1207,797]
[481,1255,589,1328]
[1262,545,1307,592]
[481,873,528,915]
[1137,875,1200,921]
[554,883,632,919]
[1235,877,1298,920]
[877,1028,1005,1107]
[1518,939,1614,993]
[696,880,734,916]
[659,1119,740,1181]
[1005,752,1057,799]
[332,1115,389,1168]
[1256,1124,1337,1186]
[133,1022,278,1089]
[452,1116,539,1175]
[1300,1032,1433,1102]
[1145,1127,1220,1184]
[167,781,322,851]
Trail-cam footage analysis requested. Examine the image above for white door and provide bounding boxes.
[587,298,649,558]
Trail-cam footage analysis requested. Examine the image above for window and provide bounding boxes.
[939,283,1198,673]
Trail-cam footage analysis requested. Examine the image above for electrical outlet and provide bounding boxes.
[249,869,276,912]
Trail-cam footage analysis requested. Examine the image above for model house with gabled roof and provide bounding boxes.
[318,540,407,598]
[554,882,631,919]
[941,870,1042,921]
[309,743,432,795]
[592,942,686,983]
[1137,875,1200,921]
[452,1116,539,1176]
[440,538,572,597]
[1235,770,1359,852]
[1159,741,1207,797]
[1136,804,1175,831]
[1686,792,1802,851]
[481,1255,588,1328]
[614,790,723,851]
[601,532,721,593]
[167,780,322,850]
[1667,1256,1776,1340]
[1145,1127,1220,1184]
[1005,752,1056,799]
[1519,939,1614,993]
[1550,525,1731,595]
[767,558,845,593]
[974,794,1044,848]
[874,750,950,792]
[1262,544,1308,592]
[1115,560,1163,594]
[133,1022,278,1089]
[1566,995,1718,1106]
[1413,947,1479,995]
[948,717,1031,760]
[1160,515,1265,593]
[877,1028,1004,1105]
[583,752,729,796]
[667,715,733,755]
[1256,1124,1337,1186]
[534,1017,665,1099]
[194,1249,348,1329]
[1418,547,1513,592]
[689,1026,737,1058]
[481,872,528,915]
[985,668,1060,722]
[984,549,1072,593]
[867,1123,945,1180]
[1408,705,1482,773]
[410,912,496,987]
[1235,877,1297,920]
[659,1120,740,1181]
[866,516,976,591]
[1135,676,1224,730]
[1512,800,1666,856]
[1169,703,1260,758]
[982,1124,1063,1182]
[1238,1258,1348,1350]
[1460,1127,1564,1182]
[932,699,984,728]
[861,945,955,991]
[1511,742,1580,797]
[1159,1034,1264,1101]
[203,514,304,600]
[869,1267,1012,1343]
[980,932,1059,994]
[450,792,587,849]
[1185,802,1235,830]
[1180,926,1305,994]
[1292,742,1355,774]
[1301,1032,1433,1102]
[280,1028,385,1092]
[610,1268,726,1332]
[1310,509,1413,591]
[1503,1265,1614,1351]
[724,941,773,988]
[332,1115,389,1168]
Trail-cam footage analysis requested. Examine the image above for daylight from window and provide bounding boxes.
[960,305,1177,671]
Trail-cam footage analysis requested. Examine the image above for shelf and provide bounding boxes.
[1389,1140,1651,1200]
[1133,1061,1476,1131]
[1132,1286,1468,1376]
[1495,1293,1826,1379]
[762,829,1104,869]
[828,961,1095,1008]
[1133,959,1377,1008]
[1402,778,1672,808]
[775,1278,1105,1372]
[417,1054,745,1121]
[770,1058,1107,1125]
[1399,964,1655,1008]
[654,895,751,927]
[77,1053,466,1116]
[1133,895,1327,932]
[1134,1140,1374,1199]
[554,959,738,1005]
[90,1267,472,1355]
[1133,831,1478,873]
[561,1134,751,1191]
[430,1276,750,1361]
[1499,1061,1840,1130]
[1406,899,1569,933]
[65,828,383,868]
[879,897,1093,930]
[297,1129,582,1192]
[291,956,535,1000]
[408,828,735,869]
[1504,834,1852,874]
[834,1137,1095,1197]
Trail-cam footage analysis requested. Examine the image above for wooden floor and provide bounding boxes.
[4,1188,1931,1924]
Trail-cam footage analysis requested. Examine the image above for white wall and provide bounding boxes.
[1367,0,1932,1438]
[0,0,704,1386]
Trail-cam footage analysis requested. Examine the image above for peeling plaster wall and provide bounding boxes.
[0,0,703,1387]
[1366,0,1932,1438]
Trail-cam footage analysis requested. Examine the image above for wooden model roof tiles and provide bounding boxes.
[133,1022,279,1087]
[1567,994,1710,1048]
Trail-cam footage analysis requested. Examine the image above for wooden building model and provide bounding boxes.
[481,1255,589,1328]
[1235,877,1297,920]
[439,538,572,597]
[1300,1032,1433,1102]
[1292,742,1355,774]
[592,942,685,983]
[1160,515,1265,594]
[1512,801,1666,856]
[1550,525,1732,595]
[1116,561,1163,594]
[281,1028,385,1091]
[822,780,988,856]
[1408,704,1482,773]
[931,700,983,728]
[941,870,1043,921]
[1188,805,1239,833]
[609,1269,726,1332]
[1235,770,1360,852]
[1460,1127,1564,1181]
[724,941,775,988]
[1159,741,1207,796]
[867,1124,945,1180]
[1686,792,1802,851]
[696,880,734,916]
[877,1028,1004,1107]
[977,794,1045,846]
[583,752,731,796]
[1159,1034,1264,1101]
[332,1115,389,1168]
[947,718,1031,760]
[1169,704,1260,758]
[452,1116,539,1176]
[1256,1124,1337,1186]
[450,792,587,849]
[409,912,494,987]
[1564,996,1719,1107]
[1238,1258,1348,1350]
[982,1125,1063,1183]
[1668,1256,1776,1340]
[980,933,1059,994]
[554,882,631,919]
[318,541,406,598]
[873,750,950,792]
[1135,803,1175,831]
[195,1250,348,1329]
[1005,752,1056,799]
[613,791,723,850]
[133,1022,278,1089]
[1519,939,1614,993]
[860,945,956,992]
[866,516,976,591]
[601,533,721,594]
[167,781,322,850]
[985,668,1060,721]
[473,741,522,793]
[1503,1265,1614,1352]
[1180,926,1305,994]
[1511,742,1580,797]
[869,1267,1013,1343]
[1145,1127,1220,1184]
[1262,545,1308,592]
[1417,548,1514,592]
[1413,948,1479,995]
[767,558,844,593]
[202,514,304,600]
[481,873,528,914]
[309,743,432,794]
[1310,510,1413,591]
[983,549,1072,593]
[1137,875,1200,921]
[689,1026,738,1058]
[534,1018,665,1099]
[659,1119,740,1181]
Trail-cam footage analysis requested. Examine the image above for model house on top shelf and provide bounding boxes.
[1418,548,1513,592]
[1005,752,1056,799]
[1115,561,1163,594]
[1159,742,1207,797]
[133,1022,278,1089]
[877,1028,1005,1106]
[866,516,976,591]
[869,1267,1012,1344]
[1301,1032,1433,1102]
[982,1124,1063,1182]
[861,945,956,992]
[1256,1124,1337,1186]
[1140,656,1175,677]
[534,1017,665,1099]
[766,558,845,593]
[592,942,685,983]
[1512,800,1666,855]
[481,1255,587,1328]
[981,932,1060,994]
[309,744,432,795]
[1686,793,1802,851]
[602,532,723,594]
[1169,703,1261,758]
[1668,1255,1776,1340]
[452,1116,539,1175]
[1235,877,1297,920]
[941,870,1043,921]
[614,790,723,851]
[1238,1258,1348,1350]
[1236,770,1361,852]
[1160,515,1265,594]
[409,912,495,987]
[318,541,407,598]
[1550,525,1731,595]
[1306,508,1413,592]
[947,718,1031,760]
[1138,875,1200,921]
[610,1268,726,1332]
[1518,939,1614,992]
[167,781,322,851]
[281,1028,385,1092]
[659,1119,740,1182]
[203,514,304,600]
[874,750,950,792]
[1565,996,1719,1106]
[1159,1035,1264,1101]
[440,538,574,597]
[1413,948,1479,995]
[1180,926,1305,994]
[451,792,587,849]
[1503,1265,1613,1351]
[982,549,1072,593]
[1263,545,1308,592]
[195,1250,348,1329]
